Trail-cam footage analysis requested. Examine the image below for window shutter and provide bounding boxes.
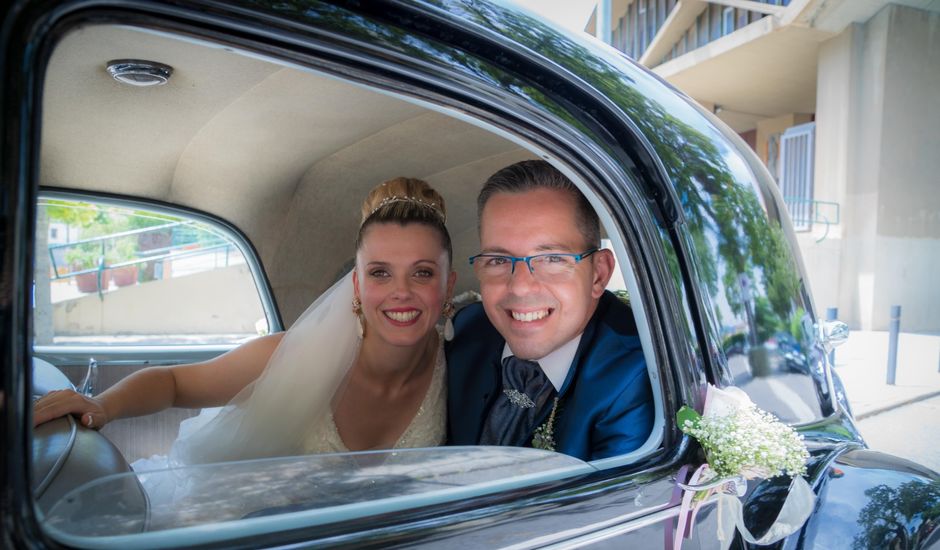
[779,122,815,231]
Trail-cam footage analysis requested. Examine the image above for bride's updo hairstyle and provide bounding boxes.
[356,177,452,265]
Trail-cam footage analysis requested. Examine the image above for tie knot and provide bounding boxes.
[479,355,558,447]
[502,355,541,379]
[501,355,551,407]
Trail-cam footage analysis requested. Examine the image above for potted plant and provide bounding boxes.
[64,243,109,293]
[106,238,139,287]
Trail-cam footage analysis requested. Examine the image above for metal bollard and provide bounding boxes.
[826,307,838,365]
[886,305,901,385]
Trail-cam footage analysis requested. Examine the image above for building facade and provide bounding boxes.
[589,0,940,332]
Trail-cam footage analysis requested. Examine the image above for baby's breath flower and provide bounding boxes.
[680,400,808,479]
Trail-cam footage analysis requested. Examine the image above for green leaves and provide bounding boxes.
[677,405,701,433]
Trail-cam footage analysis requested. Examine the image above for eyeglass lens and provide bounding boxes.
[473,254,581,282]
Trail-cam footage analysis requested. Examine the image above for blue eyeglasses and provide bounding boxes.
[469,249,598,283]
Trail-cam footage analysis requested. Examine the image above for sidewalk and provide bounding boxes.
[833,330,940,419]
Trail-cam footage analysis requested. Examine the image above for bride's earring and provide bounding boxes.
[352,297,365,338]
[442,301,455,342]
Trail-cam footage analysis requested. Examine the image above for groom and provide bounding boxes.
[446,160,654,461]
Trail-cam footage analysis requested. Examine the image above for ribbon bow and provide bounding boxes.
[670,465,815,550]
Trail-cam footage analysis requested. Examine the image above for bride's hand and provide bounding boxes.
[33,389,109,429]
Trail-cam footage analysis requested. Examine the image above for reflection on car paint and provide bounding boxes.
[45,447,591,544]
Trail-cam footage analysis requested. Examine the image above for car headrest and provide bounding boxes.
[32,357,74,395]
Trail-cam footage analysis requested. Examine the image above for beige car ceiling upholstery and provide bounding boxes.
[42,25,535,324]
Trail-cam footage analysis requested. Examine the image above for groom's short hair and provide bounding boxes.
[477,160,601,248]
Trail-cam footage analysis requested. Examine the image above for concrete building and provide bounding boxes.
[587,0,939,332]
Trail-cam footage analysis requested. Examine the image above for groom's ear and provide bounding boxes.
[590,249,615,299]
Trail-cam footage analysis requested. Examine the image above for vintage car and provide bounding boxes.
[2,0,938,548]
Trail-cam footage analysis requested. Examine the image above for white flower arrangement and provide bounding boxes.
[678,385,808,481]
[672,385,815,550]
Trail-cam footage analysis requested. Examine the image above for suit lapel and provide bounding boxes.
[473,346,503,443]
[531,293,610,448]
[557,292,608,398]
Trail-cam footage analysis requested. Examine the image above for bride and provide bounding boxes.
[33,177,456,463]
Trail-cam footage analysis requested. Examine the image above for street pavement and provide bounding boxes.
[857,395,940,473]
[833,330,940,472]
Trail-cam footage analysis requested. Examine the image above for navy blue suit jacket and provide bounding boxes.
[446,291,654,461]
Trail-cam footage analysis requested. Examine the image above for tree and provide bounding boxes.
[853,480,940,549]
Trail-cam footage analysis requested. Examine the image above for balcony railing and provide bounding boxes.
[48,222,235,297]
[611,0,791,65]
[782,198,840,242]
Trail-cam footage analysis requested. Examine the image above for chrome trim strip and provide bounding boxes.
[501,496,719,550]
[541,506,686,550]
[499,505,672,550]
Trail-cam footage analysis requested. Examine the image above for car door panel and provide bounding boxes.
[34,347,232,462]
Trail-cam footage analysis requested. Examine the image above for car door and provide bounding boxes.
[3,1,715,547]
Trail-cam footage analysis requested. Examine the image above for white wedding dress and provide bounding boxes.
[301,341,447,454]
[132,344,444,516]
[131,273,445,471]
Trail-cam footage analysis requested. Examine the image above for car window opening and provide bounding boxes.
[30,21,665,546]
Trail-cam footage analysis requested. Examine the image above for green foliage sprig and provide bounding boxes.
[531,397,560,452]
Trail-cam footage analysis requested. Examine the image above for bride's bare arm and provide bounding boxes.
[33,333,285,428]
[170,333,284,407]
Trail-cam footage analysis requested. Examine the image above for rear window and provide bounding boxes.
[33,197,268,346]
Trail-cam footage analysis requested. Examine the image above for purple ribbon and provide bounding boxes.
[667,464,710,550]
[664,464,691,550]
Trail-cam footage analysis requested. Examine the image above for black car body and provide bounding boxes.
[2,0,938,548]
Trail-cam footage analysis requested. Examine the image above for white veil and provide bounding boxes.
[171,272,359,464]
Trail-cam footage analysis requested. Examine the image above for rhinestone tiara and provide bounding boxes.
[367,195,445,223]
